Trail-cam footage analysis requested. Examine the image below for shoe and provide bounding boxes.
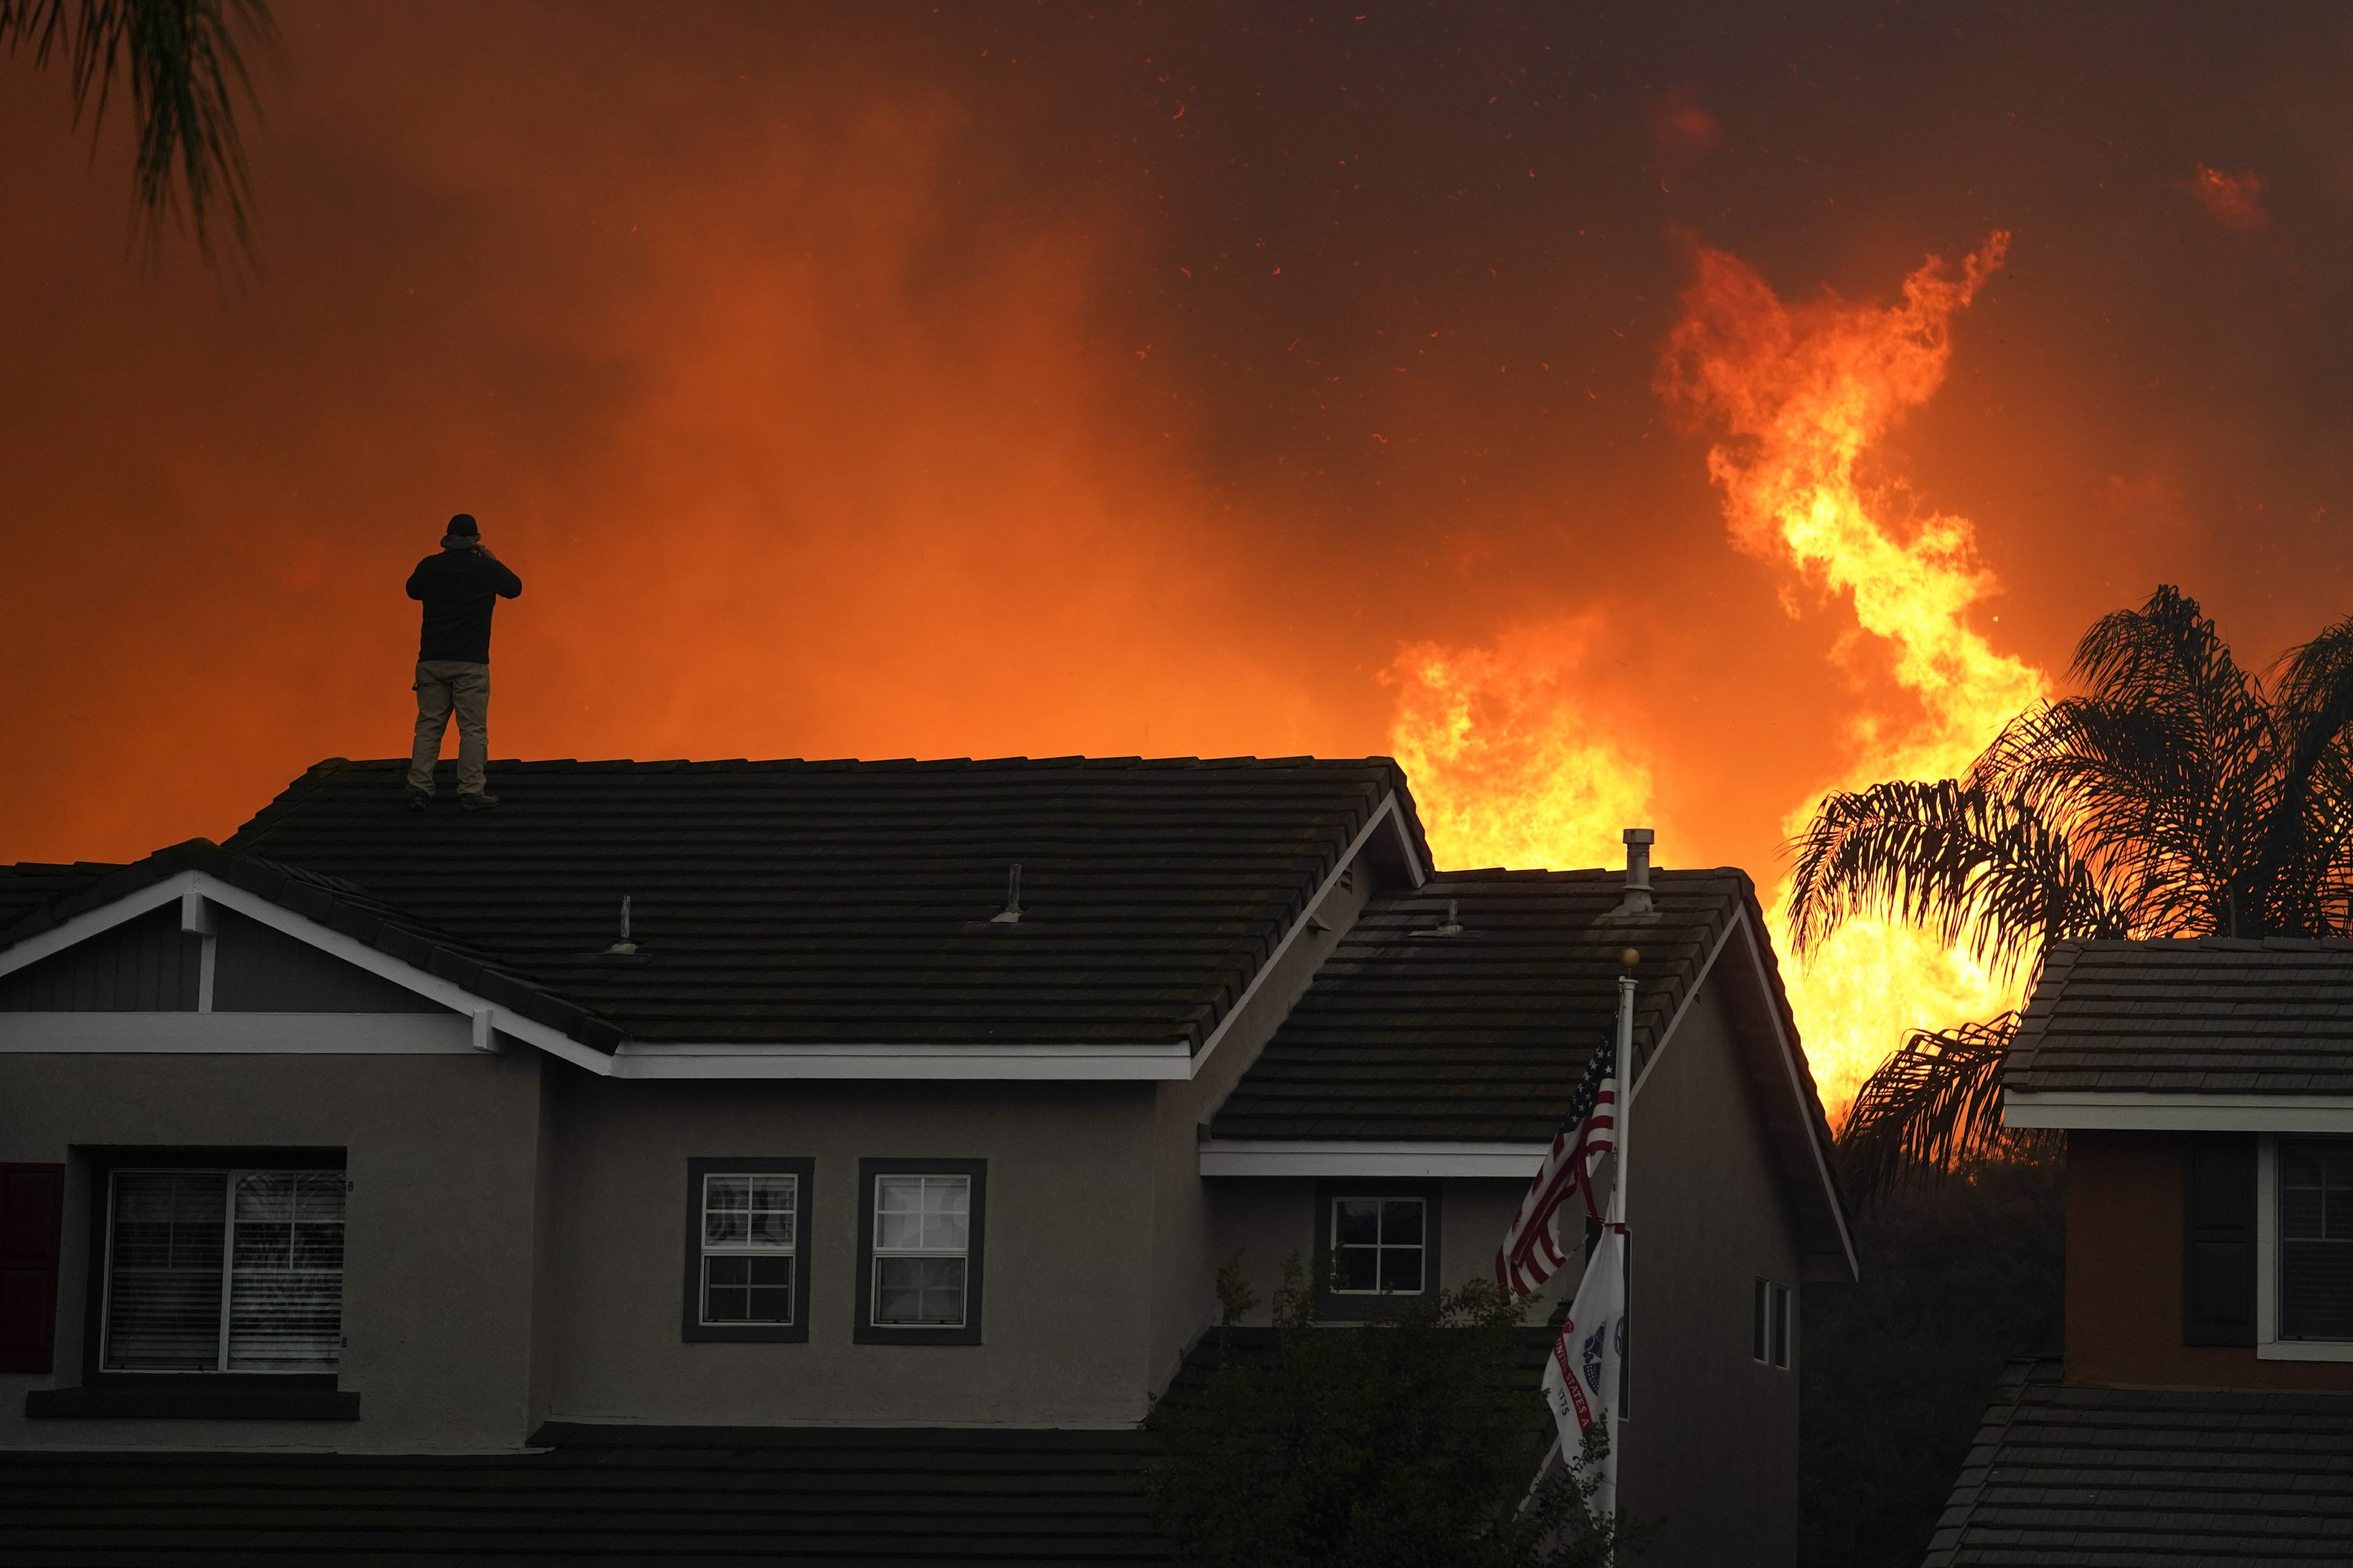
[459,791,501,811]
[406,789,432,813]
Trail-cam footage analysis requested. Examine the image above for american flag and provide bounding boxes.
[1494,1033,1618,1297]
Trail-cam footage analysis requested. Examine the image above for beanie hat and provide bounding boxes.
[441,512,480,549]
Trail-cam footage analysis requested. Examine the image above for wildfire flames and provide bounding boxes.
[1391,235,2046,1116]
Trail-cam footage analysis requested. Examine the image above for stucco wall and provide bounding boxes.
[0,1049,546,1451]
[1619,973,1805,1568]
[1203,1175,1540,1322]
[2065,1128,2353,1392]
[1142,847,1377,1388]
[535,1075,1163,1427]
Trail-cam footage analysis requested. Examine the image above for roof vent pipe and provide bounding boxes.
[1613,828,1656,919]
[991,864,1024,925]
[604,895,638,956]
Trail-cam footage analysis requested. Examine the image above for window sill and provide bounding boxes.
[25,1386,361,1421]
[2257,1339,2353,1363]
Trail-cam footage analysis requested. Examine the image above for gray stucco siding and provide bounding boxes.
[1619,973,1805,1568]
[1204,1174,1537,1322]
[0,1050,544,1452]
[536,1075,1164,1428]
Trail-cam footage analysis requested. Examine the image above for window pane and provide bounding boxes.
[105,1173,227,1370]
[705,1253,794,1324]
[227,1173,344,1372]
[1334,1200,1380,1247]
[704,1175,751,1246]
[1380,1200,1424,1246]
[877,1175,968,1253]
[2283,1140,2353,1340]
[1335,1246,1379,1293]
[1377,1243,1424,1293]
[747,1176,797,1249]
[875,1257,966,1325]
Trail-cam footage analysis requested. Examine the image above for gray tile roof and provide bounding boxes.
[2,756,1425,1056]
[2006,940,2353,1097]
[1209,868,1754,1142]
[0,862,121,930]
[0,1425,1171,1565]
[1924,1359,2353,1566]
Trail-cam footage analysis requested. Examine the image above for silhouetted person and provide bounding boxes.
[406,513,522,811]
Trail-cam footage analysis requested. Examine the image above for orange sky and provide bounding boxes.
[5,4,2350,988]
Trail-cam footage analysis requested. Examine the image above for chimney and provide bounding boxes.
[1612,827,1656,919]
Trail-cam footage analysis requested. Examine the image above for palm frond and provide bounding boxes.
[1836,1013,2053,1197]
[1788,778,2130,981]
[2263,616,2353,935]
[0,0,280,264]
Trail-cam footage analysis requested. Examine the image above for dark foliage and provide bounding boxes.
[1147,1255,1641,1568]
[1,0,280,263]
[1795,586,2353,1189]
[1798,1154,2064,1568]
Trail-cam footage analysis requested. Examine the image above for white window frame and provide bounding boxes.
[99,1166,346,1376]
[697,1170,801,1328]
[2257,1133,2353,1362]
[870,1173,972,1330]
[1327,1195,1430,1297]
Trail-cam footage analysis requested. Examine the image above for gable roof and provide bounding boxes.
[1204,867,1855,1281]
[1924,1358,2353,1566]
[1209,868,1751,1143]
[2006,939,2353,1115]
[0,860,121,929]
[2,757,1427,1070]
[0,1426,1173,1566]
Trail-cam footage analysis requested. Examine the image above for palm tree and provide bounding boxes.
[1791,585,2353,1195]
[3,0,279,264]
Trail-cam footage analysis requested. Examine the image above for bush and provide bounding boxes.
[1146,1253,1642,1568]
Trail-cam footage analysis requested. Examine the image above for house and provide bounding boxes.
[0,755,1850,1565]
[1925,939,2353,1565]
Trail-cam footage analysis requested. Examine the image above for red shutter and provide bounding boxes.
[0,1164,65,1373]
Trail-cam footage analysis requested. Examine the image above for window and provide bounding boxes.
[682,1158,811,1343]
[856,1159,984,1344]
[101,1167,344,1373]
[1333,1198,1427,1293]
[2279,1139,2353,1341]
[1752,1277,1792,1370]
[1315,1181,1441,1320]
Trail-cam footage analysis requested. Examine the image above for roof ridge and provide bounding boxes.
[1921,1356,2046,1568]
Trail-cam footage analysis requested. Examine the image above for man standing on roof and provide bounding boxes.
[405,513,522,813]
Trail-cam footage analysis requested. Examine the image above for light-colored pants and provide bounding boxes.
[408,660,492,796]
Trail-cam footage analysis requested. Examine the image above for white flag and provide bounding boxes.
[1540,1226,1625,1519]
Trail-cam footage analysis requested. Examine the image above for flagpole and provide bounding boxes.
[1611,948,1636,1489]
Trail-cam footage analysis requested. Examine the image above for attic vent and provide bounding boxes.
[1411,897,1464,938]
[991,864,1024,925]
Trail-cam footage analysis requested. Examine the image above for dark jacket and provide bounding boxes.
[406,548,523,663]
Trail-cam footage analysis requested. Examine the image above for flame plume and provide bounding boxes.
[1385,623,1655,875]
[1389,235,2045,1116]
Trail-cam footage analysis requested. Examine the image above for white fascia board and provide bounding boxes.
[0,1013,475,1053]
[2006,1092,2353,1133]
[610,1041,1192,1081]
[1191,791,1419,1075]
[0,868,616,1076]
[1198,1140,1548,1177]
[1733,910,1860,1281]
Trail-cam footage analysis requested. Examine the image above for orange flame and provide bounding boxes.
[1390,235,2046,1117]
[1385,622,1655,874]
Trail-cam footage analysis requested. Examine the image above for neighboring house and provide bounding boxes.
[1926,939,2353,1566]
[0,756,1850,1566]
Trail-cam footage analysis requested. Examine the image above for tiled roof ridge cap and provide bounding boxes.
[0,859,126,876]
[279,752,1409,773]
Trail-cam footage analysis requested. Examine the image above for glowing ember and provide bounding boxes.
[1392,235,2046,1117]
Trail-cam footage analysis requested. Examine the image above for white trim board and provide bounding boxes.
[1190,791,1425,1073]
[610,1041,1192,1081]
[0,1012,475,1053]
[1198,1140,1547,1177]
[2006,1093,2353,1133]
